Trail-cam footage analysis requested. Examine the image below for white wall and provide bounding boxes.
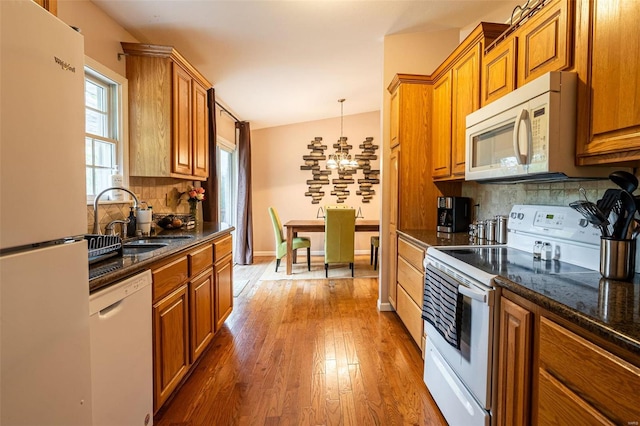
[252,111,381,256]
[58,0,138,77]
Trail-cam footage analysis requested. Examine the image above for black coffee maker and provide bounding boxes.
[437,196,471,233]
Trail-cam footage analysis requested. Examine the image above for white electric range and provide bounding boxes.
[422,204,602,426]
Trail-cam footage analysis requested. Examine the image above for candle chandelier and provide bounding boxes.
[326,99,358,171]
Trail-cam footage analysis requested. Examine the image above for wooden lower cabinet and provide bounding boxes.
[189,268,215,362]
[496,297,532,426]
[496,291,640,425]
[395,236,425,351]
[151,234,234,413]
[214,253,233,330]
[153,285,189,410]
[537,317,640,424]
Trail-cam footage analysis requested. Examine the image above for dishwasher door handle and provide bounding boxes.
[98,299,124,318]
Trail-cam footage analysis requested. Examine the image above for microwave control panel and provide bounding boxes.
[530,104,548,164]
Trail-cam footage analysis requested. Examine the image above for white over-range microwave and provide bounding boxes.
[465,71,615,183]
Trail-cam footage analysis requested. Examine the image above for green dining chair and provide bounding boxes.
[268,207,311,272]
[324,208,355,277]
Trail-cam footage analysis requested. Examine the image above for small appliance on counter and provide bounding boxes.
[437,196,471,233]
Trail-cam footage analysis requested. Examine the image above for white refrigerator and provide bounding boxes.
[0,1,93,424]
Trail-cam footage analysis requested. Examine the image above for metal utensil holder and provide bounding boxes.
[600,237,636,281]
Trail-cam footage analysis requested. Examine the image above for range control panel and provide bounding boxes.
[508,204,600,245]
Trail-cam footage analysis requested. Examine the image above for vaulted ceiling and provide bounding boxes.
[92,0,519,129]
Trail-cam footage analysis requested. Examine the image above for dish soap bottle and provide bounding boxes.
[126,206,137,237]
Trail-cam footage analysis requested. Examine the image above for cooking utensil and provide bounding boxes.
[597,188,622,223]
[569,199,610,236]
[613,190,636,239]
[609,170,639,193]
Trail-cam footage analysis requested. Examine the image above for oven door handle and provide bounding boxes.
[458,284,487,303]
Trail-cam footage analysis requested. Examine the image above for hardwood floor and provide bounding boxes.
[155,256,446,425]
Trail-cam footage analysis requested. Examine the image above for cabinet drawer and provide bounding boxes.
[396,285,423,348]
[152,256,189,303]
[189,244,213,276]
[397,256,424,306]
[398,238,425,272]
[538,368,614,425]
[213,235,232,261]
[539,317,640,423]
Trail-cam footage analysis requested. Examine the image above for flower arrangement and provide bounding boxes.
[182,185,205,223]
[186,186,205,203]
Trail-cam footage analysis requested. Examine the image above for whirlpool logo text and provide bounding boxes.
[54,56,75,73]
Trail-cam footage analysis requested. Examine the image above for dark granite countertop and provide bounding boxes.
[397,228,640,357]
[397,229,476,249]
[496,272,640,356]
[89,222,234,294]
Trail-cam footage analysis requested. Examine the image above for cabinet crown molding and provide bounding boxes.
[121,42,212,89]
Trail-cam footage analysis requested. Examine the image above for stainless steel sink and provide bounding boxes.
[122,245,167,254]
[121,235,193,254]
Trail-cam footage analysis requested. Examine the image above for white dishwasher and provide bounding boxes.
[89,270,153,426]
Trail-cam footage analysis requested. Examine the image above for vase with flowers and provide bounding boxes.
[184,185,205,227]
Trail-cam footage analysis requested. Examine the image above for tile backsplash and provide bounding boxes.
[461,179,621,221]
[87,177,198,234]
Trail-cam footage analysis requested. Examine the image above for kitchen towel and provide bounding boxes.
[422,264,463,349]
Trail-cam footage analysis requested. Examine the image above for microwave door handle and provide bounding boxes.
[512,108,531,165]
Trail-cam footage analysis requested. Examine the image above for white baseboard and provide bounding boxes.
[377,300,395,312]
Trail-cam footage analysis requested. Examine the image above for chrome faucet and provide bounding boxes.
[92,186,140,235]
[105,218,130,238]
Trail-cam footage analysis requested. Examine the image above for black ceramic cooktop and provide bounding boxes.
[437,246,596,277]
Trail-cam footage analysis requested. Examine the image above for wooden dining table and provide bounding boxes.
[283,219,380,275]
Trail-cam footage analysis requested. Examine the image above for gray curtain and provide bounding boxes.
[235,121,253,264]
[203,88,218,223]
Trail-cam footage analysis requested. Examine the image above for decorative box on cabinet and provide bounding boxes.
[431,22,508,181]
[121,43,211,180]
[575,0,640,164]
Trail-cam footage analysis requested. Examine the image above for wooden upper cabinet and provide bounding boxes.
[431,23,508,181]
[431,70,453,179]
[390,90,400,148]
[121,43,212,181]
[32,0,57,15]
[172,64,193,176]
[515,0,573,87]
[482,37,517,106]
[451,44,481,177]
[576,0,640,164]
[387,74,432,230]
[192,83,209,178]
